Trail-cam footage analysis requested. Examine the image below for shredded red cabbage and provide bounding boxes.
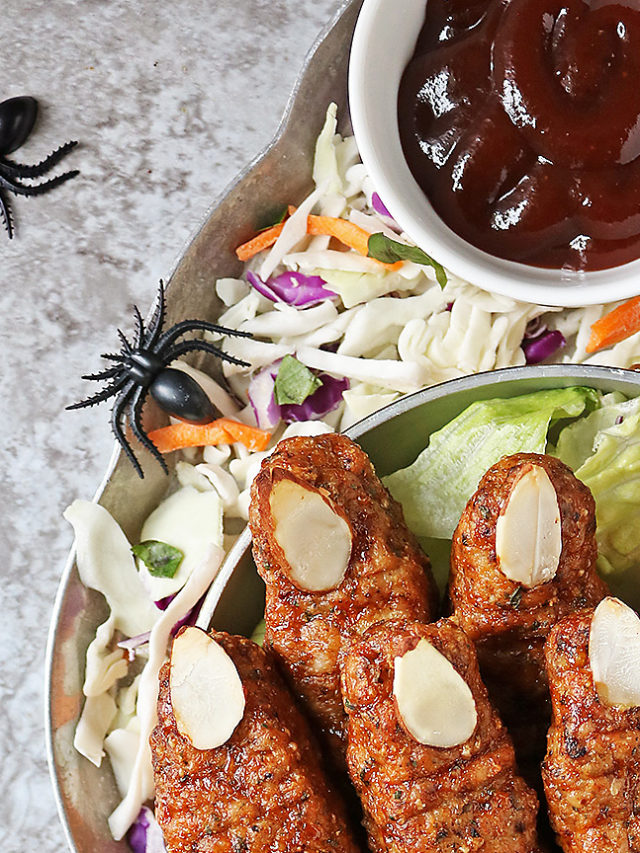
[127,808,150,853]
[524,317,547,339]
[248,365,281,429]
[280,374,349,423]
[170,593,206,638]
[127,807,166,853]
[248,362,348,427]
[371,192,392,218]
[247,270,336,307]
[154,592,202,637]
[117,632,151,661]
[522,329,566,364]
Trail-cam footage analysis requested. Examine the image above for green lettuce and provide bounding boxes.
[384,386,598,541]
[553,393,640,607]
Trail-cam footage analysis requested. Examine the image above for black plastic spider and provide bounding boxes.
[0,96,79,238]
[67,282,252,477]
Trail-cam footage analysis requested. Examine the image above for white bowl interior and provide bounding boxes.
[348,0,640,307]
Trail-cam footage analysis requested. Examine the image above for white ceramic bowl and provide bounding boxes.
[348,0,640,308]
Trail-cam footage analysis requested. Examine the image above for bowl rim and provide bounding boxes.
[348,0,640,308]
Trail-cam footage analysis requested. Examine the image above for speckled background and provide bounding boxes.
[0,1,339,849]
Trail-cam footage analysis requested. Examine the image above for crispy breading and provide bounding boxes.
[341,618,541,853]
[542,612,640,853]
[150,630,361,853]
[249,433,438,764]
[449,453,608,768]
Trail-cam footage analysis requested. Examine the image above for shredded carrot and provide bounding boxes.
[235,222,286,261]
[235,207,403,270]
[585,296,640,353]
[215,418,272,452]
[307,214,403,271]
[307,214,369,254]
[148,418,271,454]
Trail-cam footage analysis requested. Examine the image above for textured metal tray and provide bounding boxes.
[46,1,640,849]
[45,2,362,849]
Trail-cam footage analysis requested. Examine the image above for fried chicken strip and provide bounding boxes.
[249,433,438,765]
[341,618,541,853]
[449,453,608,769]
[150,629,361,853]
[543,608,640,853]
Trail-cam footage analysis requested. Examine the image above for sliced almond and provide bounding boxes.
[495,466,562,588]
[169,627,245,749]
[393,638,477,748]
[589,597,640,709]
[269,479,352,592]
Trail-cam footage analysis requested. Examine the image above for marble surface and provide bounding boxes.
[0,1,339,849]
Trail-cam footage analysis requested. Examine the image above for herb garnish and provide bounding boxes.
[132,540,184,578]
[257,205,288,232]
[367,233,447,288]
[274,355,322,405]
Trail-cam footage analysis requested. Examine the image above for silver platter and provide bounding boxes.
[45,0,640,848]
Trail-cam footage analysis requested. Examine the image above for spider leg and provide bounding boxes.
[132,304,145,349]
[161,338,251,368]
[144,280,166,349]
[117,328,132,353]
[0,168,79,197]
[100,352,127,363]
[0,140,78,179]
[66,375,132,409]
[81,365,124,381]
[111,387,144,479]
[0,189,13,239]
[129,385,169,475]
[155,319,253,352]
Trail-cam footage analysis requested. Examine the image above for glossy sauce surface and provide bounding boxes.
[398,0,640,271]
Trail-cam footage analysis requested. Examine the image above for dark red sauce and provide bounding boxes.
[398,0,640,271]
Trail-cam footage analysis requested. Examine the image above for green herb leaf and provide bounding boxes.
[274,355,322,406]
[367,233,447,288]
[257,205,288,232]
[132,540,184,578]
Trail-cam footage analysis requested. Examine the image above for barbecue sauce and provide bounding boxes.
[398,0,640,271]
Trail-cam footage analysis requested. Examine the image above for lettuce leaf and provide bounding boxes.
[553,394,640,607]
[384,386,598,540]
[551,392,628,470]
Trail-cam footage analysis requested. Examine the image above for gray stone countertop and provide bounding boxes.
[0,1,339,849]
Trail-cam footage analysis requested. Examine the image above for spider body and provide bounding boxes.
[68,282,251,477]
[148,367,216,423]
[0,96,79,238]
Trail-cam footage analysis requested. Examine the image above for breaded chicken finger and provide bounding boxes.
[450,452,608,767]
[341,618,541,853]
[249,433,438,765]
[150,626,361,853]
[543,599,640,852]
